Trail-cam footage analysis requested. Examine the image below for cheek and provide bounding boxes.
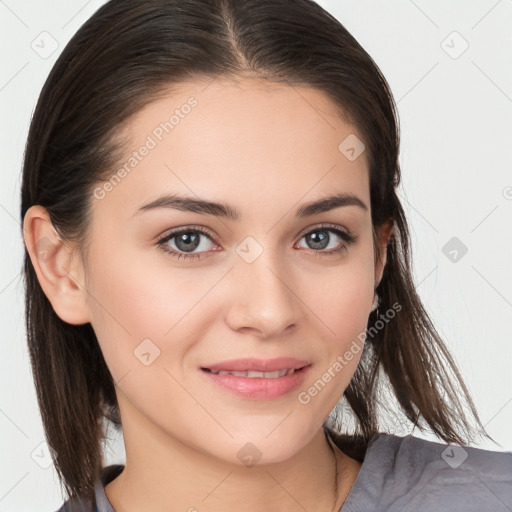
[297,249,374,340]
[293,258,373,414]
[84,244,212,375]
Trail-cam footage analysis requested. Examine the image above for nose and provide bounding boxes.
[225,245,299,339]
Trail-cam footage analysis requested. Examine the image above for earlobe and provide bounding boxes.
[22,205,91,325]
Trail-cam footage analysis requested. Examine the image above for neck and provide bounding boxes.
[104,405,360,512]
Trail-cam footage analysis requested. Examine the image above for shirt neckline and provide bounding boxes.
[337,433,385,511]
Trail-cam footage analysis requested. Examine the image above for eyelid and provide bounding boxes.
[296,222,354,240]
[157,222,354,245]
[156,224,218,243]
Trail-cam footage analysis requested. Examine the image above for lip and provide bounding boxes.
[200,358,312,400]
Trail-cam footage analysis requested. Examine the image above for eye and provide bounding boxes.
[156,223,357,261]
[156,226,218,261]
[296,223,357,256]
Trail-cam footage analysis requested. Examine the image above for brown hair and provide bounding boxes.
[20,0,494,504]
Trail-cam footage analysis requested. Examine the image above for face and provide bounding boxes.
[80,76,385,465]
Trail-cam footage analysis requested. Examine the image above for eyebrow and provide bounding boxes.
[134,192,368,220]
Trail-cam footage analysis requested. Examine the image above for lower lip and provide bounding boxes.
[200,366,311,400]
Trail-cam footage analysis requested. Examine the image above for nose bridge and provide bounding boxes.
[228,235,298,336]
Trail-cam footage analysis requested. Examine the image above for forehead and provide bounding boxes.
[97,76,370,218]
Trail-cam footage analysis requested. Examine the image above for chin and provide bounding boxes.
[213,425,315,466]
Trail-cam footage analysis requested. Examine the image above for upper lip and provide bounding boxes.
[202,357,311,372]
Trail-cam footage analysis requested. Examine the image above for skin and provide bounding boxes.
[24,75,392,512]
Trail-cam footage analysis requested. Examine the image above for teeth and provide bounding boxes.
[209,368,296,378]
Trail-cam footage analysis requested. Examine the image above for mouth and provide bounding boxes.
[199,358,312,399]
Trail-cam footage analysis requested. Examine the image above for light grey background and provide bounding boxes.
[1,0,511,510]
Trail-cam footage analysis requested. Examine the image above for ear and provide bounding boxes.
[374,220,393,288]
[22,205,91,325]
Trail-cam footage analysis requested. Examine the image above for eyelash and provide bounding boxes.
[156,223,358,261]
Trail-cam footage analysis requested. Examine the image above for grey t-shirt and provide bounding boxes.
[56,433,512,511]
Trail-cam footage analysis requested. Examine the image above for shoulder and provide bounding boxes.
[341,433,512,512]
[54,464,124,512]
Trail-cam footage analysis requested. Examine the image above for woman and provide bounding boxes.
[20,0,511,511]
